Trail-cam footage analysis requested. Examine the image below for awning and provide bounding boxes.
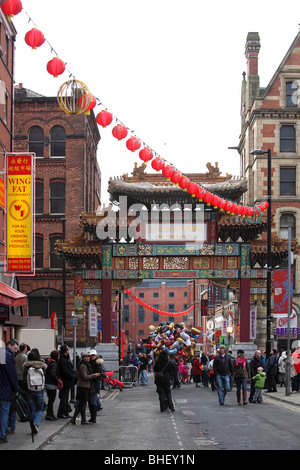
[0,281,27,307]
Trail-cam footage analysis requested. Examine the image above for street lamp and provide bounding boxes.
[250,148,272,358]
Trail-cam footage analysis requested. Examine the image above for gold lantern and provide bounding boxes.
[57,79,92,115]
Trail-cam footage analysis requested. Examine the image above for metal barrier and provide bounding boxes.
[119,365,138,388]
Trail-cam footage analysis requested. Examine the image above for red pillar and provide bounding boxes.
[101,278,112,343]
[239,278,251,342]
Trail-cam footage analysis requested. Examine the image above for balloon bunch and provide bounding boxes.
[137,321,201,362]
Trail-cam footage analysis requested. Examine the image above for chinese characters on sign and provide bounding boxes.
[5,154,35,275]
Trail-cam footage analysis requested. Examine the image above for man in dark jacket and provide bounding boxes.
[57,345,75,418]
[265,349,279,393]
[249,350,264,402]
[0,339,19,444]
[213,345,234,405]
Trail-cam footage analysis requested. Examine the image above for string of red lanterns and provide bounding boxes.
[5,3,268,218]
[124,289,195,317]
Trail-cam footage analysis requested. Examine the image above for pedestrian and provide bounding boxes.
[23,349,47,435]
[201,352,209,387]
[139,353,149,386]
[208,355,217,391]
[249,350,264,403]
[213,345,233,405]
[15,343,28,389]
[182,362,190,383]
[170,356,181,389]
[153,349,175,412]
[192,355,202,387]
[0,339,19,444]
[265,349,278,393]
[233,349,250,405]
[178,359,184,383]
[57,344,76,419]
[252,367,266,403]
[70,352,100,425]
[129,353,138,382]
[278,351,287,387]
[88,350,106,423]
[291,347,300,392]
[45,350,60,421]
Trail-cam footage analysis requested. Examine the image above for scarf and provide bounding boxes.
[235,357,246,370]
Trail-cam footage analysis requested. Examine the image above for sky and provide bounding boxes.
[10,0,300,205]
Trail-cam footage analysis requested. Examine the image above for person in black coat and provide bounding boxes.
[57,345,75,419]
[265,349,279,393]
[45,350,60,420]
[213,345,234,405]
[153,350,175,412]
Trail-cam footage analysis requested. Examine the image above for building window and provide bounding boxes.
[35,235,43,269]
[35,182,44,214]
[28,126,44,157]
[280,213,296,239]
[138,330,144,337]
[184,291,187,297]
[49,236,63,269]
[153,292,159,298]
[138,305,145,323]
[168,304,175,312]
[168,316,175,322]
[280,167,296,196]
[138,293,144,298]
[280,125,296,152]
[124,305,129,322]
[168,292,174,297]
[50,182,65,214]
[286,82,297,107]
[50,125,66,157]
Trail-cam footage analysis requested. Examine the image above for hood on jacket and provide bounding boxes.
[23,360,47,371]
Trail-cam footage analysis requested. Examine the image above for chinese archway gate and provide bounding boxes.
[56,162,297,351]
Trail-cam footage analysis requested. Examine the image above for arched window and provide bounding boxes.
[50,125,66,157]
[280,213,296,239]
[28,126,44,157]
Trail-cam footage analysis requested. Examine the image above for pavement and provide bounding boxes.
[1,380,300,451]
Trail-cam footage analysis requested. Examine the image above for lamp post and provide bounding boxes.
[250,148,272,358]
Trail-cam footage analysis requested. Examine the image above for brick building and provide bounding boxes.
[13,85,101,345]
[238,31,300,347]
[0,13,30,345]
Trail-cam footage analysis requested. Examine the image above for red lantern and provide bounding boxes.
[151,157,165,171]
[126,136,141,152]
[195,187,206,200]
[46,57,65,77]
[78,94,97,114]
[1,0,22,20]
[170,170,183,184]
[247,207,254,216]
[203,192,213,204]
[96,110,113,128]
[179,176,191,190]
[225,201,233,213]
[218,198,227,210]
[187,182,199,196]
[25,28,45,49]
[162,164,175,179]
[139,147,153,163]
[212,195,220,207]
[112,124,128,140]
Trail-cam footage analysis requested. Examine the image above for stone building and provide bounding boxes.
[238,31,300,349]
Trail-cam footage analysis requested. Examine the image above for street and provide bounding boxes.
[41,373,300,453]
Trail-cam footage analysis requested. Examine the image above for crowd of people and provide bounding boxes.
[1,338,300,443]
[0,339,108,444]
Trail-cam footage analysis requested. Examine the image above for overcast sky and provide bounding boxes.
[11,0,300,204]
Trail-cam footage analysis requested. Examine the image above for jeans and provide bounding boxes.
[216,374,231,403]
[0,399,11,441]
[140,369,148,385]
[235,378,247,394]
[26,390,44,427]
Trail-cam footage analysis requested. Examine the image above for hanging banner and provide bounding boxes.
[274,269,293,316]
[88,303,98,337]
[5,153,35,275]
[250,305,257,339]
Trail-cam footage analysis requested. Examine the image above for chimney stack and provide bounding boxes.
[245,32,261,109]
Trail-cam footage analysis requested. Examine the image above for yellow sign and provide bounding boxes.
[5,154,35,275]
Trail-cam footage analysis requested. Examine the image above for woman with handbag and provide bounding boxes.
[45,350,60,421]
[153,350,175,413]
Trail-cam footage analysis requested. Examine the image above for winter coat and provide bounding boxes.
[192,358,202,376]
[250,354,264,378]
[58,353,75,388]
[45,358,59,390]
[23,360,47,391]
[233,356,250,381]
[90,357,106,394]
[0,347,19,400]
[252,371,266,389]
[15,352,28,382]
[278,352,287,374]
[77,361,99,390]
[265,353,278,376]
[213,353,234,376]
[292,350,300,373]
[153,358,175,387]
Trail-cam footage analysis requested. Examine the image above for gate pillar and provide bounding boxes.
[102,279,113,343]
[239,278,251,342]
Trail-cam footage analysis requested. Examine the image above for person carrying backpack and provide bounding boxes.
[23,350,47,435]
